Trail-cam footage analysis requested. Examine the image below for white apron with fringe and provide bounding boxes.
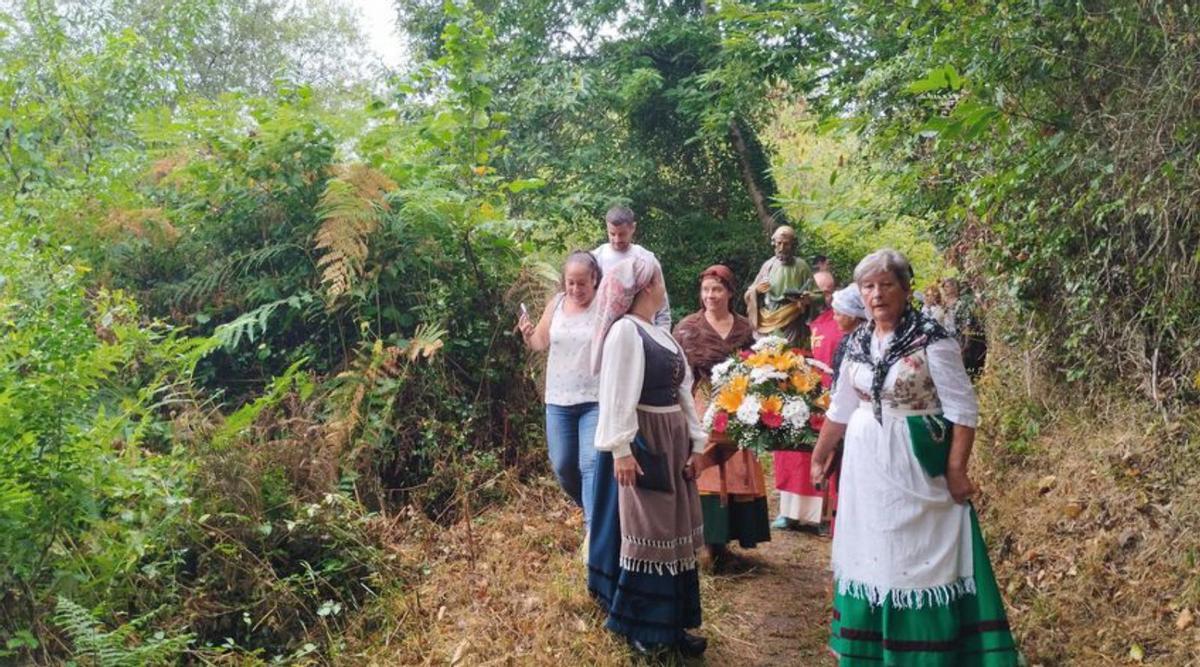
[828,338,980,609]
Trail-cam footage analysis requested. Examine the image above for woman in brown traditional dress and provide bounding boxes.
[674,265,771,570]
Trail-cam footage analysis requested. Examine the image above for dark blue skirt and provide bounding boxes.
[587,450,702,646]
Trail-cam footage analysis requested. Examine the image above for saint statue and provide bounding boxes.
[744,225,824,348]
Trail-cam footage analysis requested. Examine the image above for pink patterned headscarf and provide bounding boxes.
[590,256,662,373]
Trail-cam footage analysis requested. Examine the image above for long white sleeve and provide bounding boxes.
[675,352,709,453]
[926,338,979,428]
[825,356,860,425]
[595,319,644,459]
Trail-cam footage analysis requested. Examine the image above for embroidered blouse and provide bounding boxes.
[826,336,979,427]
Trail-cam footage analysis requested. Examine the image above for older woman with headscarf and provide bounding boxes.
[587,256,708,657]
[811,249,1018,666]
[673,265,770,570]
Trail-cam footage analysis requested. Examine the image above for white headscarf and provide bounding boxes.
[831,284,868,321]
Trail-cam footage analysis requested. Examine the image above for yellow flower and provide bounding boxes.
[745,352,770,368]
[726,375,750,394]
[815,392,831,411]
[760,395,784,415]
[772,353,795,372]
[715,386,745,413]
[790,370,818,393]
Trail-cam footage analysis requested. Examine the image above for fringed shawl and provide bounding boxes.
[844,306,950,423]
[672,311,754,387]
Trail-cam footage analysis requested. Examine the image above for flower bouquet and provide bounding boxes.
[701,335,832,455]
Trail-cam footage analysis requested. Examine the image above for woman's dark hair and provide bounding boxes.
[562,250,602,289]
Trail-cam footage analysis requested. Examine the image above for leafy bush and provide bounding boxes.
[791,1,1200,399]
[0,225,208,659]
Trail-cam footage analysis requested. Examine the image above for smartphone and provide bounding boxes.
[519,303,529,319]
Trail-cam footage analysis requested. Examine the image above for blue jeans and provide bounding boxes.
[545,402,599,530]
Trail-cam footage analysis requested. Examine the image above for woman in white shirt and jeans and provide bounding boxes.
[518,251,602,531]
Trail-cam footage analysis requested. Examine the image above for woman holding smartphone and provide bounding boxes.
[518,250,603,533]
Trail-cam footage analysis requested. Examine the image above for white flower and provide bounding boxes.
[710,359,735,384]
[749,367,787,384]
[736,394,762,425]
[782,399,810,428]
[751,335,788,352]
[701,403,716,430]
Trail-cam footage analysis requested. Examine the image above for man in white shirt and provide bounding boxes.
[591,205,672,329]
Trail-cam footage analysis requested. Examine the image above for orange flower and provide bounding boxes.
[714,376,748,413]
[760,395,784,415]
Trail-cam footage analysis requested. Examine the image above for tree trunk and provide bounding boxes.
[728,118,780,237]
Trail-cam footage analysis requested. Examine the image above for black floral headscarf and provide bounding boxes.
[844,305,951,423]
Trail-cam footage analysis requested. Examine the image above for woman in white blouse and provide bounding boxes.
[810,249,1018,666]
[585,256,708,658]
[518,251,602,531]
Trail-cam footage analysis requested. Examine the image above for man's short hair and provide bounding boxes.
[605,205,636,227]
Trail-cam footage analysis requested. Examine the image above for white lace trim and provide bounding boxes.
[836,574,977,610]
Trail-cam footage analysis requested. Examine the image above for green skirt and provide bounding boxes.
[830,508,1019,666]
[699,495,771,548]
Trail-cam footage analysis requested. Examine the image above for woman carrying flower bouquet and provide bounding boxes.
[810,249,1019,666]
[517,251,603,533]
[673,265,770,570]
[587,256,708,657]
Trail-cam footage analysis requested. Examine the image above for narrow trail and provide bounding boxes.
[360,479,837,665]
[701,517,833,665]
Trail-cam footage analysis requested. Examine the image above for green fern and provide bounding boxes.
[168,243,306,308]
[53,597,192,667]
[212,291,315,350]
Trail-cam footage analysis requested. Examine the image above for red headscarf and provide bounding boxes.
[698,264,737,310]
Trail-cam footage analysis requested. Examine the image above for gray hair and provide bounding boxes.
[605,205,636,227]
[853,248,914,291]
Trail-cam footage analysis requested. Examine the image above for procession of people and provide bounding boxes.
[517,206,1017,664]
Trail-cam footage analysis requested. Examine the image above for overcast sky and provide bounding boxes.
[345,0,408,70]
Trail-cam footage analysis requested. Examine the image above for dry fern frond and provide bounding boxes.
[314,164,397,303]
[146,151,189,184]
[100,208,181,245]
[403,322,447,361]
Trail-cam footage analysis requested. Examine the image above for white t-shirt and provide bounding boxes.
[544,295,600,406]
[591,242,672,329]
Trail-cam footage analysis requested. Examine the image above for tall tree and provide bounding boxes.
[394,0,840,309]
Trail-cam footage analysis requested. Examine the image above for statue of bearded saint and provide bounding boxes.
[743,225,824,348]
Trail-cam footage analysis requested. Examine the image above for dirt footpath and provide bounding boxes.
[701,527,834,666]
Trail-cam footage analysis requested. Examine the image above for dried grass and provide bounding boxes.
[340,472,768,666]
[975,341,1200,666]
